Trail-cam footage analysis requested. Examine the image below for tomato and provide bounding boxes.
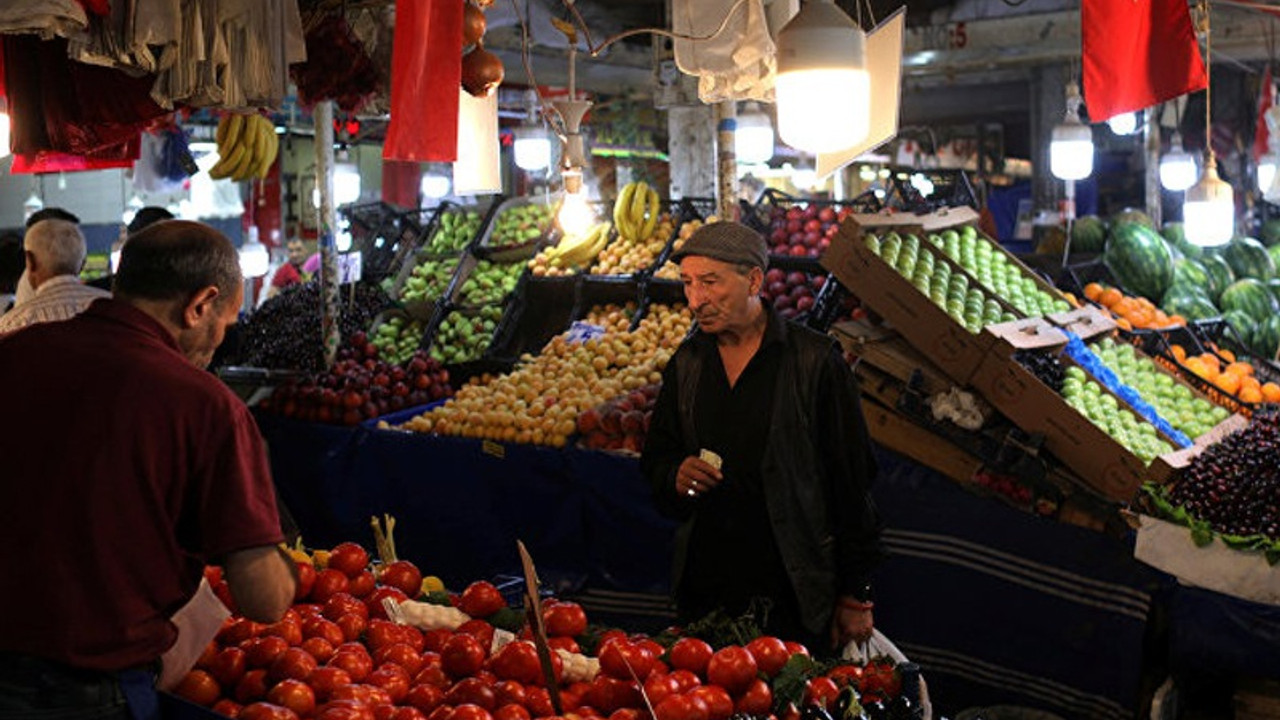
[803,677,839,709]
[584,675,641,714]
[330,651,374,682]
[406,683,447,713]
[423,629,453,654]
[745,637,789,678]
[270,647,318,683]
[860,662,899,698]
[668,639,713,676]
[393,709,428,720]
[654,694,706,720]
[309,667,354,701]
[456,620,495,653]
[705,647,756,695]
[780,702,800,720]
[173,669,220,707]
[783,642,809,659]
[380,560,424,597]
[733,680,771,716]
[295,562,317,602]
[494,704,531,720]
[367,666,413,703]
[599,640,656,681]
[524,687,553,717]
[445,677,497,710]
[825,665,863,689]
[220,618,262,646]
[441,634,486,678]
[268,679,317,717]
[668,670,701,693]
[337,614,368,643]
[329,542,371,578]
[546,636,580,655]
[367,587,410,621]
[303,637,337,663]
[312,570,352,604]
[609,709,644,720]
[375,705,397,720]
[560,683,585,712]
[304,617,347,647]
[197,641,220,670]
[451,704,495,720]
[349,570,377,598]
[239,701,300,720]
[375,643,424,675]
[295,603,325,618]
[318,699,377,720]
[690,686,732,720]
[488,641,542,685]
[325,593,369,622]
[458,582,506,618]
[331,684,394,707]
[234,669,270,704]
[643,673,681,706]
[426,705,455,720]
[414,663,450,690]
[542,602,587,637]
[209,646,248,687]
[213,699,243,718]
[263,617,304,647]
[400,626,427,654]
[635,639,664,661]
[492,681,526,709]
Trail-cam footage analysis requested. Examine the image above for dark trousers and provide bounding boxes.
[0,654,132,720]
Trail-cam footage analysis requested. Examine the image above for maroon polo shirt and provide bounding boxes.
[0,298,283,671]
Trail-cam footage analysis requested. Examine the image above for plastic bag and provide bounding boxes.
[842,630,934,720]
[383,0,461,162]
[671,0,777,103]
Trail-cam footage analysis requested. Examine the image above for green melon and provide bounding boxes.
[1251,315,1280,360]
[1222,309,1257,356]
[1104,223,1175,302]
[1162,287,1220,322]
[1161,222,1201,259]
[1171,258,1210,289]
[1110,208,1155,231]
[1071,216,1107,253]
[1200,254,1235,302]
[1261,218,1280,247]
[1222,236,1275,281]
[1219,278,1278,323]
[1268,242,1280,271]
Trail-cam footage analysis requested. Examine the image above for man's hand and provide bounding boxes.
[675,456,723,498]
[830,597,874,650]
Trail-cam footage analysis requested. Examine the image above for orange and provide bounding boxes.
[1171,345,1188,362]
[1183,357,1209,379]
[1241,374,1262,393]
[1199,353,1222,372]
[1115,317,1133,331]
[1167,315,1187,327]
[1099,287,1124,308]
[1262,382,1280,403]
[1219,348,1236,363]
[1216,372,1242,396]
[1241,386,1264,404]
[1083,283,1104,302]
[1225,361,1254,377]
[1112,297,1136,315]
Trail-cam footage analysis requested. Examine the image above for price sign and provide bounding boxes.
[337,252,363,284]
[564,321,606,345]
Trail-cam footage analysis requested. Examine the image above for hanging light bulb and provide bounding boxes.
[23,191,44,221]
[122,194,145,225]
[1107,111,1138,136]
[1050,81,1094,180]
[420,165,451,200]
[238,226,271,278]
[735,102,775,165]
[1160,131,1198,192]
[1183,2,1233,247]
[557,184,595,237]
[775,0,870,154]
[514,124,553,172]
[333,149,362,206]
[1259,106,1280,202]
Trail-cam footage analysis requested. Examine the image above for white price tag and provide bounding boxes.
[338,252,363,284]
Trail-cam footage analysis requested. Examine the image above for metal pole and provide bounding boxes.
[714,101,739,220]
[314,100,341,369]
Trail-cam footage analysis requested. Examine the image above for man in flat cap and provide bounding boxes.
[641,221,881,655]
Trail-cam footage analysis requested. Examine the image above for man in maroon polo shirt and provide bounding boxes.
[0,220,297,719]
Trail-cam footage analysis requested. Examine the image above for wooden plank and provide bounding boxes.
[861,397,983,484]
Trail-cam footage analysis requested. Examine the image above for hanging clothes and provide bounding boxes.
[291,13,381,113]
[383,0,462,162]
[67,0,182,74]
[0,0,87,40]
[672,0,777,103]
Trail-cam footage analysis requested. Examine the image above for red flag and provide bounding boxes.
[383,0,463,162]
[1254,66,1273,162]
[1082,0,1207,121]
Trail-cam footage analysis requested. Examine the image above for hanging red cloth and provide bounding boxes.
[1254,66,1273,162]
[1081,0,1207,122]
[382,0,462,162]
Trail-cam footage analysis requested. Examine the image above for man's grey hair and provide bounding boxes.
[24,219,86,277]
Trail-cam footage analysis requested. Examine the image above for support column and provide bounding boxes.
[314,101,340,369]
[1145,110,1163,227]
[667,104,716,201]
[714,101,739,220]
[1031,64,1067,214]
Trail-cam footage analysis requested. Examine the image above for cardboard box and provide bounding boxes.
[970,317,1177,502]
[823,214,993,385]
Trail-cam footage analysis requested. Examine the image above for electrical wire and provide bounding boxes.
[560,0,752,58]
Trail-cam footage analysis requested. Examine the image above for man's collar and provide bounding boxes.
[33,274,83,294]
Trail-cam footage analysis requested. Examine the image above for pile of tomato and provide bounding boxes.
[174,542,901,720]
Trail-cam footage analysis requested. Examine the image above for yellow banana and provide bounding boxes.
[255,122,280,179]
[215,114,229,146]
[208,142,246,179]
[246,116,272,179]
[613,183,637,241]
[220,113,246,155]
[229,137,258,181]
[628,181,649,240]
[639,188,660,240]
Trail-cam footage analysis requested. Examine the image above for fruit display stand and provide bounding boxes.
[475,195,557,255]
[750,188,878,261]
[343,202,433,285]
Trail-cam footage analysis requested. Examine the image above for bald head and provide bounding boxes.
[24,219,87,288]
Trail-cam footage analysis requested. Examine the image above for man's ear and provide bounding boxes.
[748,266,764,296]
[24,250,37,273]
[182,286,221,328]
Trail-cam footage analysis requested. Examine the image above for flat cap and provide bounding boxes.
[670,221,769,269]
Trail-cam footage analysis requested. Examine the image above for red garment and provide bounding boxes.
[1081,0,1206,122]
[1255,66,1273,162]
[382,0,462,162]
[271,261,303,289]
[0,299,283,672]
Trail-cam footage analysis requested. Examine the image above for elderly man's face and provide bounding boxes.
[678,255,763,334]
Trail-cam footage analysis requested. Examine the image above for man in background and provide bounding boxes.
[265,237,312,300]
[13,207,81,308]
[0,218,110,335]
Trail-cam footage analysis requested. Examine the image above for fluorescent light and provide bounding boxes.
[334,161,361,205]
[735,102,774,164]
[1049,82,1093,181]
[1183,160,1234,247]
[420,172,451,200]
[238,228,270,278]
[1160,133,1197,192]
[775,0,870,154]
[0,112,10,160]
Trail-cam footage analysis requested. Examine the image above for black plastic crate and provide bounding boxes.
[753,189,870,263]
[487,274,580,360]
[1129,323,1266,417]
[575,276,646,331]
[883,166,978,213]
[647,197,720,282]
[343,202,419,284]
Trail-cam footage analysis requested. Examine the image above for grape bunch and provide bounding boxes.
[1013,349,1065,393]
[232,281,391,372]
[1167,418,1280,541]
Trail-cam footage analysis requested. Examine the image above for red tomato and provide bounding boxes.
[365,620,404,653]
[367,666,413,703]
[668,670,701,693]
[705,647,756,695]
[270,647,318,683]
[245,636,290,669]
[414,663,450,690]
[654,694,705,720]
[329,542,371,578]
[643,673,681,706]
[173,669,220,707]
[494,704,531,720]
[294,603,325,618]
[636,639,664,661]
[318,699,377,720]
[393,709,428,720]
[733,680,771,716]
[375,643,424,675]
[599,640,656,681]
[426,705,455,720]
[861,662,900,698]
[312,570,352,604]
[445,677,497,710]
[331,684,394,707]
[400,626,427,654]
[523,687,553,717]
[303,637,337,663]
[783,642,809,659]
[423,629,453,654]
[309,667,354,701]
[406,683,447,713]
[209,647,248,687]
[649,660,670,679]
[338,642,372,657]
[295,562,317,602]
[745,637,789,678]
[197,641,220,670]
[239,701,300,720]
[546,636,580,654]
[451,704,495,720]
[458,582,506,618]
[374,705,397,720]
[803,677,839,709]
[542,602,587,637]
[380,560,424,597]
[584,675,641,714]
[330,651,374,682]
[234,669,270,704]
[690,686,732,720]
[456,620,495,653]
[367,587,410,621]
[325,593,369,622]
[488,641,542,685]
[825,665,863,689]
[609,709,644,720]
[337,614,368,643]
[263,618,304,647]
[348,570,377,598]
[492,681,526,709]
[780,703,800,720]
[213,699,243,718]
[304,617,347,647]
[268,679,317,717]
[668,639,713,676]
[220,618,262,646]
[441,634,486,678]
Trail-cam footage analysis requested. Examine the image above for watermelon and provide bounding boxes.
[1222,236,1274,280]
[1162,221,1201,259]
[1251,315,1280,360]
[1104,223,1175,302]
[1161,287,1220,322]
[1171,258,1210,289]
[1071,216,1107,253]
[1268,242,1280,271]
[1110,208,1155,230]
[1222,310,1256,356]
[1270,278,1280,307]
[1219,278,1278,323]
[1261,218,1280,246]
[1200,254,1235,302]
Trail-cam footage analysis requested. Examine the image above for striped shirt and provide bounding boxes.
[0,275,110,336]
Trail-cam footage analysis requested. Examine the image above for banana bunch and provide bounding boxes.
[209,112,279,181]
[543,222,612,269]
[613,181,661,243]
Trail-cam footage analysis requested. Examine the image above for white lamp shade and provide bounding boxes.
[334,162,362,205]
[1107,112,1138,136]
[775,0,870,154]
[792,167,817,191]
[1050,120,1094,180]
[421,173,451,200]
[557,191,595,237]
[735,103,774,164]
[239,240,270,278]
[1160,149,1198,192]
[1258,153,1279,199]
[1183,165,1234,246]
[514,125,552,171]
[0,112,10,159]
